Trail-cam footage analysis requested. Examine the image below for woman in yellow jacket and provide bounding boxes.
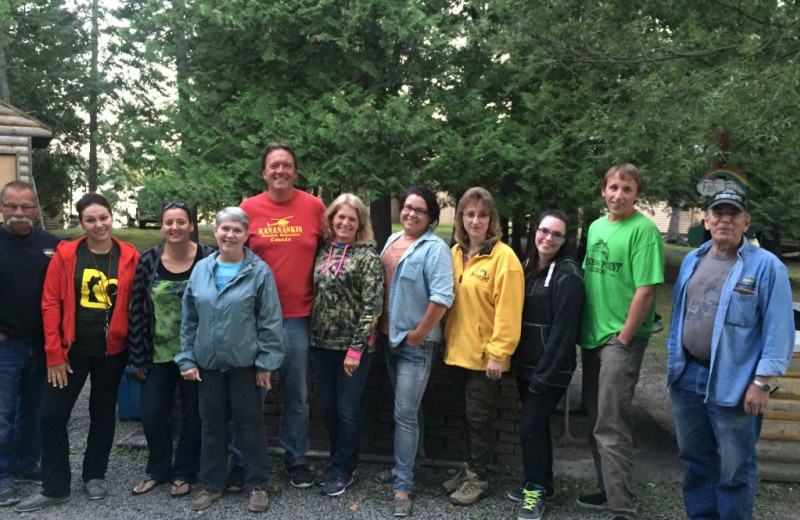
[442,187,524,506]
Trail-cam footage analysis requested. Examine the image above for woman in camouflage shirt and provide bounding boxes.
[311,193,384,497]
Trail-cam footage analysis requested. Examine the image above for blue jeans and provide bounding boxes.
[140,361,200,482]
[0,337,45,484]
[198,367,269,493]
[39,351,127,497]
[312,348,373,477]
[670,360,762,520]
[385,340,437,494]
[278,317,311,467]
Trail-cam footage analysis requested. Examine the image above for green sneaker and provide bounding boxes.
[517,484,545,520]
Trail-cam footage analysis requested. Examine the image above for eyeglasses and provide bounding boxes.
[402,204,428,216]
[163,201,189,211]
[463,211,489,220]
[537,227,565,240]
[1,203,36,212]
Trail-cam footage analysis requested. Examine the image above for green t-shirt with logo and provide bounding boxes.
[579,211,664,349]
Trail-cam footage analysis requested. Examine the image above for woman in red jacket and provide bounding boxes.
[15,193,139,513]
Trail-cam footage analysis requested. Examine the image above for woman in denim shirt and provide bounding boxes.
[378,186,454,517]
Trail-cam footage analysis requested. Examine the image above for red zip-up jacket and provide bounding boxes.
[41,236,140,366]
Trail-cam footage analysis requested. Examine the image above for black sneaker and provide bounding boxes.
[15,465,43,485]
[286,465,315,489]
[314,466,336,487]
[576,491,608,510]
[517,484,545,520]
[0,481,19,506]
[225,465,245,492]
[320,473,353,497]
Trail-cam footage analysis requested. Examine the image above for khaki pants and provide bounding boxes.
[582,335,648,517]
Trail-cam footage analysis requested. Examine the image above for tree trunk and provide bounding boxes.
[665,204,682,243]
[0,40,9,103]
[88,0,99,192]
[370,193,392,252]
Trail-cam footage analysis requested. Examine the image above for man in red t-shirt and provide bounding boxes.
[239,143,326,489]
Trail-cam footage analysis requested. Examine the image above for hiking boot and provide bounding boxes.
[442,463,469,493]
[225,465,245,492]
[14,492,69,512]
[448,469,488,505]
[517,484,545,520]
[286,465,315,489]
[248,487,269,512]
[0,481,19,506]
[191,490,222,511]
[84,479,107,500]
[577,491,608,510]
[15,465,43,485]
[320,473,353,497]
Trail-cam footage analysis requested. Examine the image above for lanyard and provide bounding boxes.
[321,242,349,278]
[88,244,115,339]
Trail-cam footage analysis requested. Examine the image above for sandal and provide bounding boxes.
[132,478,163,496]
[170,480,191,497]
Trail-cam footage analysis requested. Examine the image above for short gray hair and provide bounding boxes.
[215,206,249,228]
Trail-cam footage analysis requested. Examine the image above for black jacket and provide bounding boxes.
[512,256,584,393]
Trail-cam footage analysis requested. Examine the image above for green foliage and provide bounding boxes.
[15,0,797,252]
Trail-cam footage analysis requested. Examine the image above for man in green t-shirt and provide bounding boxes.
[576,164,664,520]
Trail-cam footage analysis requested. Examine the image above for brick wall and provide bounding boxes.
[263,346,524,466]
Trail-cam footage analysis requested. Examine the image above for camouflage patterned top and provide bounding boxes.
[311,242,384,353]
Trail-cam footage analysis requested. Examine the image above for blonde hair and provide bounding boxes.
[323,193,374,245]
[454,187,502,251]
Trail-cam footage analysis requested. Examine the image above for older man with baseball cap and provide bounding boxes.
[667,189,794,519]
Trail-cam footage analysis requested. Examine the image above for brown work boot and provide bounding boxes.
[448,469,488,505]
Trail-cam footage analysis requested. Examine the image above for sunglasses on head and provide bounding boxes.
[163,201,189,211]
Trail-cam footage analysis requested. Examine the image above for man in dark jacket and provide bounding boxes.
[0,181,60,506]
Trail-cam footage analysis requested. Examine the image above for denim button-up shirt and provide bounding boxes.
[381,228,455,347]
[667,239,794,407]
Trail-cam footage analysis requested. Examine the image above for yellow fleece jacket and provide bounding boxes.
[443,240,524,371]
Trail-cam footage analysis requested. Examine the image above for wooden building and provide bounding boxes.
[0,100,53,225]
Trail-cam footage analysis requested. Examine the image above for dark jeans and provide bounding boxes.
[0,337,45,484]
[516,376,568,495]
[198,366,268,493]
[39,351,127,497]
[450,366,498,479]
[140,361,200,482]
[312,347,373,477]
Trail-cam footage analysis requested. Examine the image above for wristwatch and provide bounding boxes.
[751,379,779,395]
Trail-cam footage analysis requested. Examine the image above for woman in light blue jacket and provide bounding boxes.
[378,186,454,517]
[176,207,284,514]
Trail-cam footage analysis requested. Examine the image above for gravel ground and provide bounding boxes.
[1,373,796,519]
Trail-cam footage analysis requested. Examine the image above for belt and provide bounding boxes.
[684,349,710,369]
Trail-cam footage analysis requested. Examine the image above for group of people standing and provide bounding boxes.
[0,148,794,520]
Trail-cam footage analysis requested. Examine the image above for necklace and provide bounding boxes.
[87,243,115,339]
